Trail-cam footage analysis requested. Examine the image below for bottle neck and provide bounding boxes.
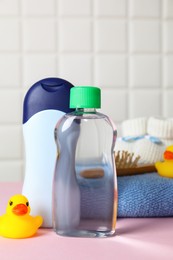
[76,108,96,114]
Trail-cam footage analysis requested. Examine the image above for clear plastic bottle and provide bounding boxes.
[53,86,117,237]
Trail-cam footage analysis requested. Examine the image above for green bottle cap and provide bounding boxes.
[70,86,101,108]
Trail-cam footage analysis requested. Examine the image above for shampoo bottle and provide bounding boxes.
[22,77,74,227]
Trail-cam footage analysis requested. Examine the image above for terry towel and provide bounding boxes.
[118,172,173,217]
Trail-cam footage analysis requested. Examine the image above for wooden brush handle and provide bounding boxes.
[117,164,156,177]
[80,168,104,179]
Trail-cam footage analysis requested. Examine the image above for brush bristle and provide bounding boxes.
[115,150,140,169]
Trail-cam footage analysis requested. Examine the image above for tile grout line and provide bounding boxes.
[18,0,25,181]
[91,0,95,85]
[55,0,59,75]
[160,0,164,117]
[126,0,130,119]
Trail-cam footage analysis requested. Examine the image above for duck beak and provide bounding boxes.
[12,204,28,216]
[164,150,173,160]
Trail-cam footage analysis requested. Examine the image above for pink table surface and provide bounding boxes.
[0,183,173,260]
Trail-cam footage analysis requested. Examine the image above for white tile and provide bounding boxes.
[130,0,161,17]
[163,0,173,18]
[23,54,57,87]
[95,0,127,16]
[0,90,21,123]
[95,20,127,52]
[22,0,55,15]
[0,126,22,159]
[95,54,127,87]
[130,21,160,52]
[100,89,127,122]
[0,19,20,51]
[59,0,91,16]
[0,0,19,15]
[163,21,173,53]
[129,90,161,118]
[129,55,161,87]
[59,54,92,86]
[0,54,20,87]
[163,56,173,87]
[0,161,23,182]
[163,91,173,117]
[59,18,91,52]
[23,18,56,51]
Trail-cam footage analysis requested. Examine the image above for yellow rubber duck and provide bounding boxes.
[155,145,173,178]
[0,194,43,239]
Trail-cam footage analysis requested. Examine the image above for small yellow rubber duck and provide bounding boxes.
[155,145,173,178]
[0,194,43,239]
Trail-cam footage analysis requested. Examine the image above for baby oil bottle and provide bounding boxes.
[53,86,117,237]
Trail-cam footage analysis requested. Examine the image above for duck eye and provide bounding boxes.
[26,202,29,207]
[9,201,13,206]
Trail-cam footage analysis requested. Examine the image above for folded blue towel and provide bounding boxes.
[118,172,173,217]
[79,172,173,218]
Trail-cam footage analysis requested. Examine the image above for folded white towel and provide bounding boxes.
[115,117,173,165]
[115,139,134,154]
[147,117,173,139]
[134,139,165,164]
[122,117,147,137]
[115,137,165,165]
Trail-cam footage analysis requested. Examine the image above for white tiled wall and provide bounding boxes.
[0,0,173,181]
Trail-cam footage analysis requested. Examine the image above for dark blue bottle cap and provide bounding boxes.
[23,77,74,124]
